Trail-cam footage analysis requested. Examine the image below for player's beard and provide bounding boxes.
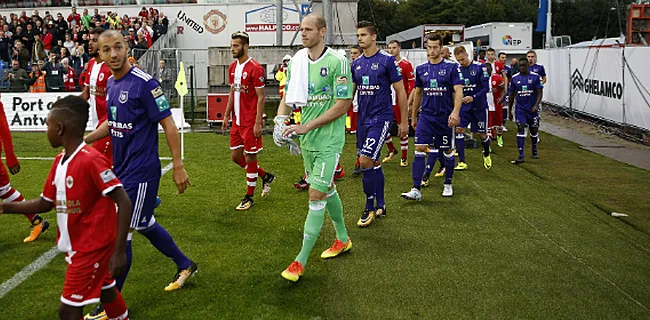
[109,55,128,72]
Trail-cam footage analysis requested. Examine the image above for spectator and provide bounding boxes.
[4,59,28,92]
[43,52,65,92]
[51,39,63,59]
[153,16,167,42]
[54,12,67,43]
[11,25,22,44]
[139,28,152,48]
[11,41,30,69]
[34,19,44,35]
[133,32,147,59]
[60,47,70,61]
[0,31,10,63]
[31,10,42,25]
[157,59,172,92]
[23,23,35,52]
[71,45,88,77]
[138,7,148,19]
[27,61,46,93]
[67,6,81,28]
[43,23,54,53]
[107,12,121,29]
[81,8,91,30]
[92,8,101,22]
[128,56,139,69]
[63,33,75,55]
[3,24,12,39]
[61,57,76,92]
[32,33,46,63]
[79,33,89,53]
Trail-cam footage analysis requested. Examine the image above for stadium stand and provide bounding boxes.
[0,2,172,92]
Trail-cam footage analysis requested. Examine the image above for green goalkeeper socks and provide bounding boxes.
[326,188,348,242]
[295,200,326,266]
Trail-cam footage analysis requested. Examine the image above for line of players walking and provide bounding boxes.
[229,15,547,282]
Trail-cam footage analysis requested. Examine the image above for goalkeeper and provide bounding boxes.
[274,13,353,282]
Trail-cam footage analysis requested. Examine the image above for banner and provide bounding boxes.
[537,47,650,131]
[536,0,549,33]
[1,93,94,132]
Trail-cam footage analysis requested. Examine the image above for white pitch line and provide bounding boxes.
[0,161,173,300]
[0,246,59,299]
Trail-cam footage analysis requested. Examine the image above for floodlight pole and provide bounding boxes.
[276,0,283,45]
[324,0,333,45]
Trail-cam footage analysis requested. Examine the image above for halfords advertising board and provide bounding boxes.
[244,5,302,32]
[2,93,94,132]
[173,4,310,48]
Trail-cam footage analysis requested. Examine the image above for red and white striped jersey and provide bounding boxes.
[41,143,122,253]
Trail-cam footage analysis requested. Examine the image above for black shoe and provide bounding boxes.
[532,151,539,159]
[511,157,525,165]
[352,164,362,175]
[236,195,254,211]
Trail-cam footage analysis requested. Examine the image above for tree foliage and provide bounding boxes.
[357,0,634,43]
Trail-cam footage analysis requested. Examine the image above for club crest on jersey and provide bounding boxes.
[99,73,105,81]
[320,67,328,77]
[109,106,117,120]
[471,70,477,76]
[119,90,128,103]
[528,78,533,84]
[362,76,369,85]
[243,72,248,79]
[438,69,447,76]
[371,63,379,71]
[66,176,73,188]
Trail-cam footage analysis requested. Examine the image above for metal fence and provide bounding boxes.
[133,48,209,121]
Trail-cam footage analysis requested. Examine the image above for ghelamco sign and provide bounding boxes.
[571,69,623,100]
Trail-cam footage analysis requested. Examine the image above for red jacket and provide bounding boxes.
[67,13,81,27]
[0,100,18,169]
[43,32,53,50]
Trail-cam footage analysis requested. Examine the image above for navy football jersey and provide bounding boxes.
[352,50,402,124]
[106,67,172,183]
[509,72,543,112]
[415,60,463,115]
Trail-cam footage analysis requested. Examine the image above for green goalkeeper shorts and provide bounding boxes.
[302,150,340,193]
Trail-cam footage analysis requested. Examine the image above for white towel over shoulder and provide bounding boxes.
[285,48,309,107]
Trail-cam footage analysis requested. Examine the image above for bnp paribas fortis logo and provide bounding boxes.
[571,68,623,100]
[110,106,117,120]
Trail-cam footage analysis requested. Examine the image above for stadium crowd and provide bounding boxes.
[0,6,169,92]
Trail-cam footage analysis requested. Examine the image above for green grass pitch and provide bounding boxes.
[0,129,649,319]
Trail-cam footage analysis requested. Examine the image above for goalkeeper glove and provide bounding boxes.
[273,115,289,147]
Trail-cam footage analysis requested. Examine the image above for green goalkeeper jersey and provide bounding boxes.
[286,48,353,152]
